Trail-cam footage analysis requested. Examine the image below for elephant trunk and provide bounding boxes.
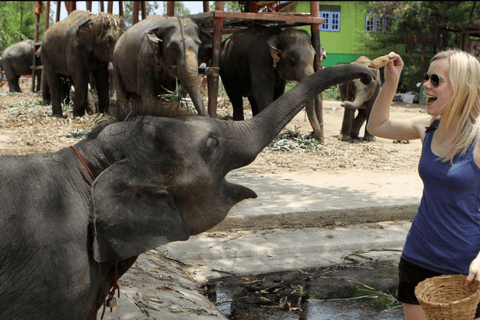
[178,49,208,117]
[223,65,375,171]
[341,85,367,110]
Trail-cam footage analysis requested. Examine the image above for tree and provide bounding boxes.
[0,1,46,53]
[122,1,159,27]
[368,1,480,73]
[210,1,242,12]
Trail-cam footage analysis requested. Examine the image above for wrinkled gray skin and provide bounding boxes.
[114,15,211,117]
[219,27,327,139]
[339,56,381,141]
[0,39,41,92]
[0,64,374,320]
[41,10,124,118]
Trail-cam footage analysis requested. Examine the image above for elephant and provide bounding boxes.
[0,39,41,93]
[113,15,211,117]
[0,64,374,320]
[219,26,327,139]
[339,56,381,141]
[40,10,124,118]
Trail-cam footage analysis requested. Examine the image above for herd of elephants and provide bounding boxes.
[0,11,379,319]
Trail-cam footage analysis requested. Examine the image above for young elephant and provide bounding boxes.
[0,64,374,320]
[113,15,211,117]
[41,10,124,118]
[219,26,326,139]
[339,56,381,141]
[1,39,41,93]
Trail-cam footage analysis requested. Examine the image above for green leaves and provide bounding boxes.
[268,127,323,152]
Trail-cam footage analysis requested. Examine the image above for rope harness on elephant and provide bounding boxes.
[70,145,120,319]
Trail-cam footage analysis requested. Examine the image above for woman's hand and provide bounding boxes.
[383,51,404,85]
[466,253,480,284]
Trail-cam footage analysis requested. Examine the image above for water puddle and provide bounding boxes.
[205,261,404,320]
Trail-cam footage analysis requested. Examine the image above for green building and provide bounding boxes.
[294,1,404,67]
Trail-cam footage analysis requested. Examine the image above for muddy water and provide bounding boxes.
[206,261,404,320]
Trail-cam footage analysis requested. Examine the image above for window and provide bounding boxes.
[320,5,341,32]
[365,13,391,33]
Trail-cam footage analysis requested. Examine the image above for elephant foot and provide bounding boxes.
[42,99,51,105]
[363,135,376,142]
[338,134,352,142]
[50,113,66,119]
[309,130,323,142]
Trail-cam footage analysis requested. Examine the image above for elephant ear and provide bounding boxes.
[267,35,281,68]
[91,160,189,263]
[145,28,163,59]
[76,19,95,53]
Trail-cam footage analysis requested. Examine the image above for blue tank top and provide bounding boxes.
[402,119,480,274]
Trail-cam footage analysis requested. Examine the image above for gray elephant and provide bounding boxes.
[113,15,211,117]
[219,26,326,139]
[0,39,41,93]
[0,64,374,320]
[41,10,124,118]
[339,56,381,141]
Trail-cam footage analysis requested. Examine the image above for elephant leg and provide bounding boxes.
[306,98,322,141]
[35,70,42,92]
[42,72,51,105]
[230,94,245,120]
[45,72,64,117]
[340,107,356,141]
[363,101,376,141]
[247,96,260,117]
[71,74,90,117]
[6,69,21,93]
[351,109,366,140]
[93,67,109,114]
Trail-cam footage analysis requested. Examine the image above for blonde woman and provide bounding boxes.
[367,49,480,320]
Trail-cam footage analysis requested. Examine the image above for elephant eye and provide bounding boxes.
[203,136,218,161]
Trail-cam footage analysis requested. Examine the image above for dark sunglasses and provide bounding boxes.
[424,73,442,87]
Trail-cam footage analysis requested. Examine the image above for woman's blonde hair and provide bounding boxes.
[432,48,480,163]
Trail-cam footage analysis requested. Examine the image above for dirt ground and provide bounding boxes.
[0,79,424,178]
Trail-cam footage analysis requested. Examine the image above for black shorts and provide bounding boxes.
[398,257,480,318]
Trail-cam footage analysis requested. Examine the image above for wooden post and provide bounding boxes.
[44,1,50,31]
[309,1,324,142]
[56,1,60,22]
[167,1,175,17]
[100,1,104,12]
[141,1,146,19]
[207,1,224,118]
[119,1,123,17]
[203,1,209,12]
[108,1,113,14]
[132,1,139,24]
[87,1,92,11]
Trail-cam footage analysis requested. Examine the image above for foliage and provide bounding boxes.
[122,1,159,27]
[268,127,323,152]
[0,1,47,53]
[367,1,480,74]
[322,85,341,101]
[210,1,243,12]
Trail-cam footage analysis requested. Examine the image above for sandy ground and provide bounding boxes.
[0,79,424,180]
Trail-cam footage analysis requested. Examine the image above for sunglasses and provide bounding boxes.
[424,73,442,87]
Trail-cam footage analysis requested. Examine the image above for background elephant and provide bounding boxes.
[113,15,211,117]
[41,10,124,118]
[219,26,326,139]
[0,64,374,320]
[339,56,381,141]
[0,39,41,93]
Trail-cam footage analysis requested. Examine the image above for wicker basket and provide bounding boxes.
[415,274,480,320]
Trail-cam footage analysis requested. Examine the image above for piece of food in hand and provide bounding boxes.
[370,55,396,69]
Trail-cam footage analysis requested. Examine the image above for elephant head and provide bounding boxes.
[144,17,211,116]
[76,12,124,63]
[340,56,380,110]
[87,64,375,262]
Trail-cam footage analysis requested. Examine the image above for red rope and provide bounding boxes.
[70,146,120,317]
[70,146,95,180]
